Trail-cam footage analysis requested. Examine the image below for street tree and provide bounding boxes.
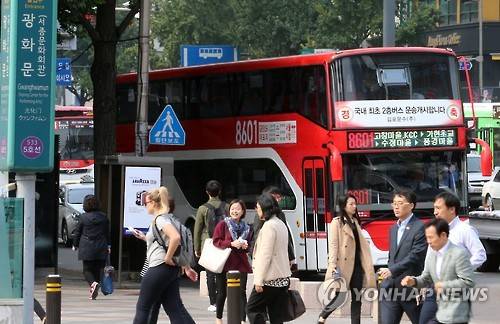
[58,0,140,160]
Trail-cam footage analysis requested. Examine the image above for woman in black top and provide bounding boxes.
[73,194,110,300]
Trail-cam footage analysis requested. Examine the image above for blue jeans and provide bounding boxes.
[133,264,194,324]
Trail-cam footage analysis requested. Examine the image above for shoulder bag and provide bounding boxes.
[198,238,231,273]
[281,289,306,321]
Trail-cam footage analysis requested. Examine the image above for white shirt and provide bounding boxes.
[397,214,413,245]
[448,216,486,269]
[425,216,487,270]
[435,241,451,280]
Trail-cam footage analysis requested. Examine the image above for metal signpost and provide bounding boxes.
[0,1,57,323]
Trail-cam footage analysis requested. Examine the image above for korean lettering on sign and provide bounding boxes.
[10,0,55,171]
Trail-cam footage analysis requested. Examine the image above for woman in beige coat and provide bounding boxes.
[319,194,376,324]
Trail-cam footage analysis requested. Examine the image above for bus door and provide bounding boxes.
[302,158,328,271]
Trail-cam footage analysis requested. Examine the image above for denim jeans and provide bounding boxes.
[133,264,194,324]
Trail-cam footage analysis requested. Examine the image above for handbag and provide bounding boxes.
[282,289,306,321]
[101,255,114,295]
[198,238,231,273]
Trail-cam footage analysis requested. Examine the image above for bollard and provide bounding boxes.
[226,270,241,324]
[46,274,61,324]
[377,274,383,324]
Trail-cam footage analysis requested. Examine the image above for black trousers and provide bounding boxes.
[247,285,289,324]
[319,265,363,324]
[216,272,248,320]
[133,264,194,324]
[380,296,421,324]
[419,289,437,324]
[207,270,217,305]
[82,259,105,286]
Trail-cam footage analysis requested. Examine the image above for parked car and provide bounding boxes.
[58,181,94,246]
[467,154,491,209]
[481,167,500,210]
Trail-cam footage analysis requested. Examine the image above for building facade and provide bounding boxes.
[420,0,500,102]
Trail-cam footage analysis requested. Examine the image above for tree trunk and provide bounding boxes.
[91,2,117,160]
[90,2,118,209]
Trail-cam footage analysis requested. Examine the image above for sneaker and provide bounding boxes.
[207,304,216,312]
[90,282,100,300]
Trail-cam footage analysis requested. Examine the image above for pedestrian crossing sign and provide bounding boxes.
[149,105,186,145]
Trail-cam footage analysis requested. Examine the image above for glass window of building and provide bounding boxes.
[440,0,457,25]
[460,0,478,23]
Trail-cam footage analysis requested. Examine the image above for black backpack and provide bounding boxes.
[205,202,227,237]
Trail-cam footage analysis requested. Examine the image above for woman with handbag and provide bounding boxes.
[212,199,253,324]
[247,193,292,324]
[132,187,197,324]
[318,194,376,324]
[72,194,110,300]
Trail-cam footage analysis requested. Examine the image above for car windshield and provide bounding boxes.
[344,151,464,209]
[467,155,481,173]
[68,187,94,204]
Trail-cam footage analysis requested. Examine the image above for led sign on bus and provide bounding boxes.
[347,129,457,150]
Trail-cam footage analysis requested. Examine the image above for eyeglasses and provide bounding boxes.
[391,202,410,207]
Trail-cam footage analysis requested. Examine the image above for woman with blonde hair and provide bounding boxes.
[318,194,376,324]
[132,186,197,324]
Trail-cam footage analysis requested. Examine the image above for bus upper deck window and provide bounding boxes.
[378,67,409,86]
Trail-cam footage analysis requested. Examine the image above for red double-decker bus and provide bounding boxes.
[55,106,94,180]
[116,47,489,272]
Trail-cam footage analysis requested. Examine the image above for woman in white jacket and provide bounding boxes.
[247,193,292,324]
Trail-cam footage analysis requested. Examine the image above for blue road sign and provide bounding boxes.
[180,45,238,67]
[458,60,472,71]
[56,58,72,86]
[149,105,185,145]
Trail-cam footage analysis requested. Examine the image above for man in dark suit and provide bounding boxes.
[378,189,427,324]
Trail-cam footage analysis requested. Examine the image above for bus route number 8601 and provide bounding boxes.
[235,120,258,145]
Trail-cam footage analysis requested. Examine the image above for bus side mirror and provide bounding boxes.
[474,138,492,176]
[327,143,343,181]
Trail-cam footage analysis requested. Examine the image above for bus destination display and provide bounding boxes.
[347,129,457,150]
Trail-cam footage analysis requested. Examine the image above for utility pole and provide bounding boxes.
[478,0,484,97]
[135,0,151,156]
[383,0,396,46]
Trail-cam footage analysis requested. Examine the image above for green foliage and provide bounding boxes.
[150,0,437,68]
[396,3,439,46]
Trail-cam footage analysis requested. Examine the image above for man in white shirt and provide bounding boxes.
[401,218,474,324]
[418,192,486,324]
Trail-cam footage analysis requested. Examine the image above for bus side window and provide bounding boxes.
[263,69,289,114]
[186,78,201,119]
[164,79,184,119]
[203,75,231,118]
[239,72,263,116]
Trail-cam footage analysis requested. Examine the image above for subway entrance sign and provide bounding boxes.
[0,0,57,172]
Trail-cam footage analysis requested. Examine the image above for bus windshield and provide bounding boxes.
[337,54,460,101]
[56,119,94,160]
[344,151,464,209]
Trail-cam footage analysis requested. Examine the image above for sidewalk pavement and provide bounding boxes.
[34,269,364,324]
